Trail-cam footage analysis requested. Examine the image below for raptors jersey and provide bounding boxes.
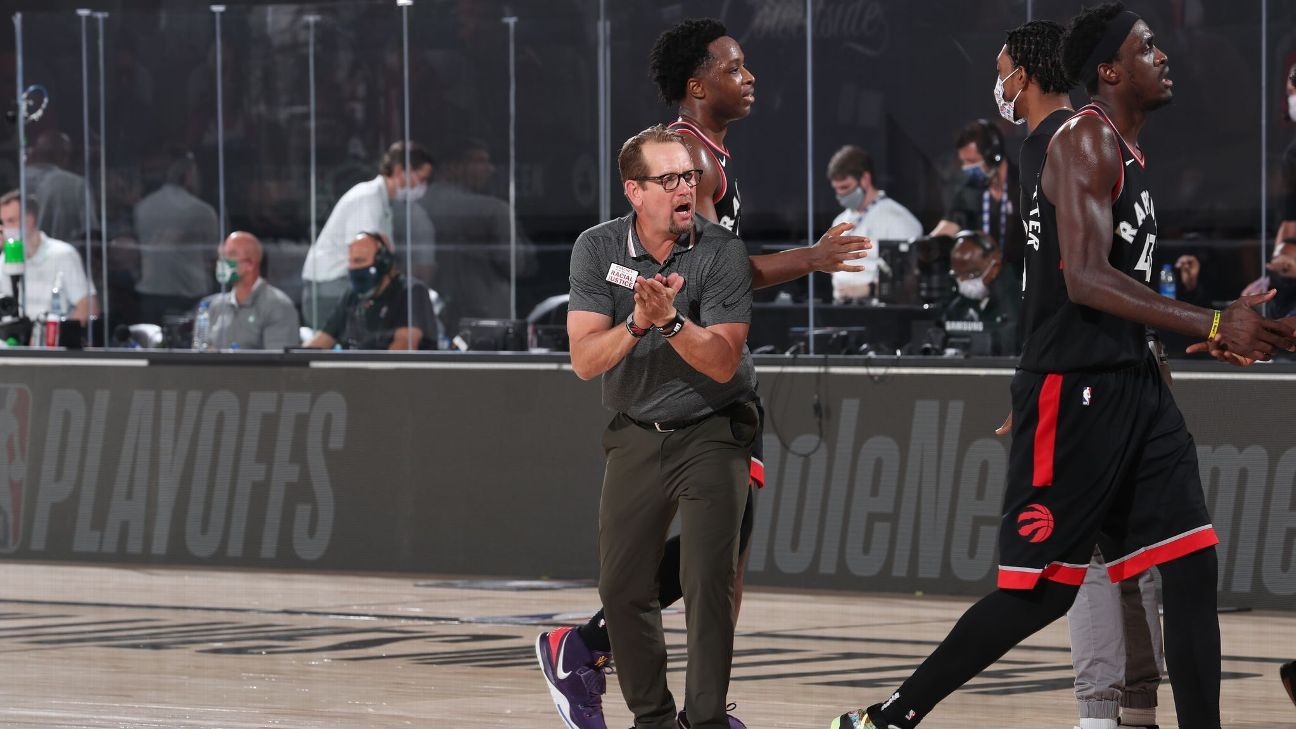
[1019,104,1158,373]
[669,118,741,235]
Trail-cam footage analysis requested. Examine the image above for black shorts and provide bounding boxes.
[997,357,1217,590]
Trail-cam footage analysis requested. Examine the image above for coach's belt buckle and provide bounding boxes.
[653,422,676,433]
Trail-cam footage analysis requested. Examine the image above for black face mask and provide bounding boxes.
[349,257,391,299]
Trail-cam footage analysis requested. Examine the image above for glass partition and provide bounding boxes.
[5,0,1290,355]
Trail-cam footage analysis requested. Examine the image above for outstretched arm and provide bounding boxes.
[748,223,872,290]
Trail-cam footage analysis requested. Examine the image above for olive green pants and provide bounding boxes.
[597,402,757,729]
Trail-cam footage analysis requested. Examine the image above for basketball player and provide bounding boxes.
[1000,20,1162,729]
[537,17,871,729]
[829,5,1296,729]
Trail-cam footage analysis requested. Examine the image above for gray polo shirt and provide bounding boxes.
[569,212,755,423]
[199,279,301,351]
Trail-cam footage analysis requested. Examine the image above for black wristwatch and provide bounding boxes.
[656,311,686,338]
[626,313,649,338]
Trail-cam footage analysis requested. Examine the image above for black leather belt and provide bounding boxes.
[626,398,754,433]
[626,411,716,433]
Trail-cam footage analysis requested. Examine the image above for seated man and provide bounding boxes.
[305,231,437,351]
[941,231,1020,355]
[196,231,300,350]
[0,189,98,324]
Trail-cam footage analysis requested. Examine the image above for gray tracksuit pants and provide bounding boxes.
[1068,546,1164,722]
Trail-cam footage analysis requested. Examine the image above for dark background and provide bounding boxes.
[3,0,1295,331]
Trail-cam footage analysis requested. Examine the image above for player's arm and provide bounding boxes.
[1044,117,1296,359]
[747,223,872,290]
[680,135,721,223]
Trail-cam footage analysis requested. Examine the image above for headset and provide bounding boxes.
[359,231,396,274]
[973,118,1005,167]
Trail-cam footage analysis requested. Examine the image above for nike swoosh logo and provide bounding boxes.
[554,636,573,680]
[1125,158,1135,166]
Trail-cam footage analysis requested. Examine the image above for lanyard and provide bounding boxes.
[981,178,1012,252]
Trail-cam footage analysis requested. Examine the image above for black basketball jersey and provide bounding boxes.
[1019,108,1073,225]
[670,119,741,235]
[1019,104,1158,373]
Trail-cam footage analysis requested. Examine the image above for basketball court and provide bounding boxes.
[1,562,1292,728]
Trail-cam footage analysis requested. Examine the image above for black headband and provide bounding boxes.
[1080,10,1141,86]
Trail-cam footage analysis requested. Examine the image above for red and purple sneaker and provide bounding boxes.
[536,626,612,729]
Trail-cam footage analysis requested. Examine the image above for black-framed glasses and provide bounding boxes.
[949,266,991,281]
[635,169,703,191]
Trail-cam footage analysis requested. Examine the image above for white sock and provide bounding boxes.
[1077,719,1118,729]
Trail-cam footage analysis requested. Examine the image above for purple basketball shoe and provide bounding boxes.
[536,626,612,729]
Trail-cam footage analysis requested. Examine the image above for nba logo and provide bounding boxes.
[1082,386,1092,406]
[0,385,31,553]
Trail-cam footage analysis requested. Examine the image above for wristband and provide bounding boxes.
[626,313,649,338]
[1207,309,1221,340]
[657,311,686,338]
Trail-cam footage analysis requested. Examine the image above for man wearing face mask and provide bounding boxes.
[301,141,433,329]
[826,145,922,302]
[305,231,437,351]
[940,231,1019,355]
[195,232,299,351]
[0,190,98,325]
[930,120,1025,275]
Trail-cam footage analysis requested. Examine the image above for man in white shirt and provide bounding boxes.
[0,190,97,324]
[301,141,434,328]
[133,152,220,323]
[826,145,922,302]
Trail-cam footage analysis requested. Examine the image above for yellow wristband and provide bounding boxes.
[1207,309,1221,340]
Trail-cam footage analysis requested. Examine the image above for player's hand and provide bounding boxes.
[1213,289,1296,360]
[994,411,1012,436]
[1185,339,1257,367]
[807,223,872,273]
[634,274,684,327]
[1174,255,1200,291]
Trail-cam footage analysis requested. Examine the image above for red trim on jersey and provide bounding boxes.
[669,119,728,204]
[1032,374,1063,487]
[1105,526,1219,582]
[996,561,1088,590]
[1046,108,1123,202]
[749,457,765,489]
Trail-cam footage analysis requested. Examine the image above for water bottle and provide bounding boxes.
[1158,264,1176,299]
[44,271,64,348]
[192,300,211,351]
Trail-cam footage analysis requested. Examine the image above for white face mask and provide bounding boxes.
[396,180,427,202]
[1288,94,1296,123]
[994,67,1026,126]
[958,275,990,300]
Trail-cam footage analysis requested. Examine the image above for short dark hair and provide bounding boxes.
[1006,20,1071,95]
[0,189,40,220]
[649,18,727,106]
[164,149,198,186]
[618,124,687,183]
[379,141,433,176]
[1062,2,1127,94]
[826,145,874,180]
